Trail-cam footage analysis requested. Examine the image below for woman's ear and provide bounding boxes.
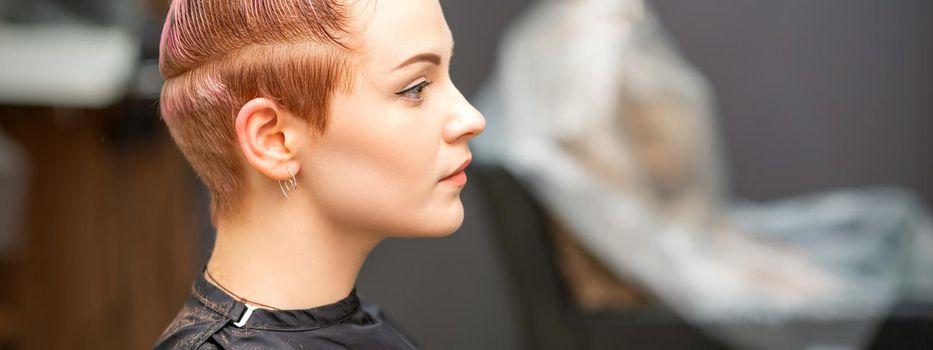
[234,97,303,181]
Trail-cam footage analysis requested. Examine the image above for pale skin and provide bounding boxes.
[205,0,486,310]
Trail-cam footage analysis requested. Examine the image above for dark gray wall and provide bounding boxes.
[360,1,932,349]
[649,0,932,204]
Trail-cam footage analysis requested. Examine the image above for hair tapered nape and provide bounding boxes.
[159,0,358,221]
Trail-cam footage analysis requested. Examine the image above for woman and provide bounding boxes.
[153,0,485,348]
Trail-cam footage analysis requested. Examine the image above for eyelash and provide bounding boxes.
[395,80,433,101]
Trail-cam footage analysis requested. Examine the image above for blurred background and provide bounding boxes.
[0,0,930,349]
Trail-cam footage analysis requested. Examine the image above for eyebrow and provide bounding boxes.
[392,53,442,72]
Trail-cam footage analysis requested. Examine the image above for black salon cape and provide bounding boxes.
[153,271,419,349]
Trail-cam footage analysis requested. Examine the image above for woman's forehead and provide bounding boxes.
[353,0,453,73]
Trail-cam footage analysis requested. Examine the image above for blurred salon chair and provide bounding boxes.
[468,163,725,350]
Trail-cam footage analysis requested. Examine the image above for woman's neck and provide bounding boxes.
[207,202,383,310]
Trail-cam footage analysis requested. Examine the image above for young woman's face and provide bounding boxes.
[299,0,485,237]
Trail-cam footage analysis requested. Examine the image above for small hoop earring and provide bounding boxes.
[279,167,297,199]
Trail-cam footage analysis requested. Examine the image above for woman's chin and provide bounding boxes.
[397,200,465,238]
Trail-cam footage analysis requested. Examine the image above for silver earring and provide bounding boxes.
[279,167,297,199]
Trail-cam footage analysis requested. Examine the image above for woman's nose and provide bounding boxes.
[444,95,487,144]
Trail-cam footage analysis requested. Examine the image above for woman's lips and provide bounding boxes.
[440,170,467,186]
[440,158,471,186]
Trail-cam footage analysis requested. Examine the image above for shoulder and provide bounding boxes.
[153,295,229,350]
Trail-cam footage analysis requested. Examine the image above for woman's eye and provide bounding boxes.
[395,80,432,100]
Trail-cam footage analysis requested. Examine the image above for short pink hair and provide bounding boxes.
[159,0,357,220]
